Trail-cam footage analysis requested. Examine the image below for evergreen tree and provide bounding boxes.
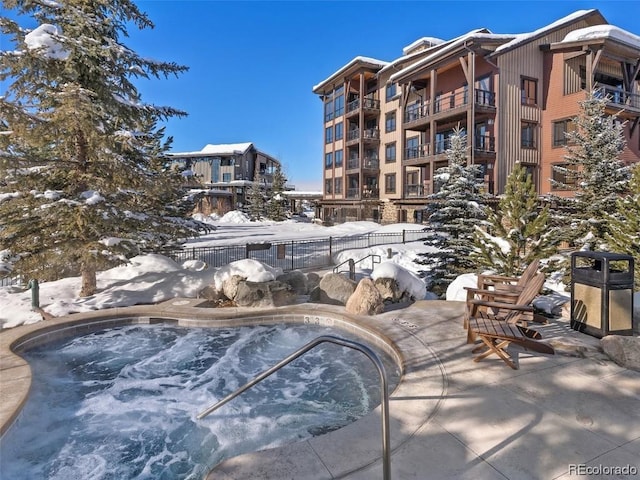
[605,164,640,289]
[415,127,487,295]
[472,164,558,276]
[549,90,630,251]
[266,163,287,221]
[246,162,265,220]
[0,0,201,296]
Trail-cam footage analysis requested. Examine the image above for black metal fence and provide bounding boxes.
[1,230,427,286]
[162,229,426,272]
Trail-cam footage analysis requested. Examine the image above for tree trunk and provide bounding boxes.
[80,262,97,297]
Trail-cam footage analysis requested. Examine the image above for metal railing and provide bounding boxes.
[197,334,392,480]
[333,254,382,280]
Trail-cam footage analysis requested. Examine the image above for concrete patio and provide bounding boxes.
[1,299,638,479]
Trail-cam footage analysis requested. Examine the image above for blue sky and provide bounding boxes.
[3,1,639,191]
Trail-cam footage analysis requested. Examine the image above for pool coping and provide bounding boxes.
[0,299,449,479]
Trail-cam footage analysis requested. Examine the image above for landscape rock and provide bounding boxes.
[346,278,385,316]
[316,273,357,305]
[197,285,223,301]
[276,270,308,295]
[222,274,245,301]
[306,272,321,292]
[374,277,403,303]
[601,335,640,371]
[234,280,297,308]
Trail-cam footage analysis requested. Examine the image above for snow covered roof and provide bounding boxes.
[560,24,640,49]
[402,36,445,56]
[170,142,254,157]
[390,30,515,83]
[492,9,599,55]
[312,56,389,93]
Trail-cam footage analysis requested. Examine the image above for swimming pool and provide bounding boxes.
[0,322,400,479]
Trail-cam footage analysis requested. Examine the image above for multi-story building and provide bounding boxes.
[169,142,281,215]
[313,9,640,224]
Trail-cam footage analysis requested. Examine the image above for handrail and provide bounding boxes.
[197,334,392,480]
[333,254,382,280]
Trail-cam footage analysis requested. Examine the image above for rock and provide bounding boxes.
[374,277,402,303]
[198,285,223,301]
[346,278,385,315]
[316,273,357,305]
[601,335,640,372]
[276,270,308,295]
[306,272,321,292]
[234,280,297,308]
[222,274,244,301]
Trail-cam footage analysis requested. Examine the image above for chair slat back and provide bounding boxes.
[515,259,540,287]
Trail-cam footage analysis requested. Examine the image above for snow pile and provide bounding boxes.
[24,24,69,60]
[371,261,428,300]
[192,212,219,224]
[212,259,282,291]
[446,273,477,301]
[218,210,252,223]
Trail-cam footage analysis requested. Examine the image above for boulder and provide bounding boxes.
[276,270,308,295]
[601,335,640,372]
[306,272,321,292]
[316,273,357,305]
[197,285,223,301]
[346,278,385,316]
[222,274,245,301]
[234,280,297,308]
[374,277,403,303]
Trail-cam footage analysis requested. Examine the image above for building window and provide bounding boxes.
[325,178,333,194]
[552,163,578,190]
[406,136,419,158]
[385,142,396,163]
[385,173,396,194]
[552,119,575,147]
[334,93,344,117]
[324,99,333,122]
[222,173,231,182]
[386,83,397,101]
[325,126,333,144]
[521,77,537,106]
[521,122,537,149]
[385,112,396,133]
[335,150,343,167]
[334,177,342,194]
[335,122,343,140]
[325,152,333,169]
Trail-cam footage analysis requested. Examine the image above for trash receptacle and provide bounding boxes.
[570,251,635,338]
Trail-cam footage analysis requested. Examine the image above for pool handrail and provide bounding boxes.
[197,334,392,480]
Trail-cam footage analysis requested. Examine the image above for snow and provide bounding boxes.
[562,24,640,49]
[24,24,69,60]
[402,36,446,55]
[1,216,635,331]
[313,56,390,93]
[170,142,253,157]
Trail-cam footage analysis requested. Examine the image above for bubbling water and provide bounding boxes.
[0,323,400,479]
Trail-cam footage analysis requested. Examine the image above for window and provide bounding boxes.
[385,173,396,194]
[335,150,343,167]
[334,177,342,194]
[325,152,333,169]
[385,142,396,163]
[334,93,344,117]
[552,163,578,190]
[521,122,537,149]
[406,136,419,158]
[325,178,333,194]
[335,122,343,140]
[552,119,575,147]
[325,126,333,144]
[385,112,396,133]
[521,77,538,106]
[324,100,333,122]
[222,173,231,182]
[386,83,397,101]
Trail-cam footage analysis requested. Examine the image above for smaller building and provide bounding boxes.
[169,142,281,215]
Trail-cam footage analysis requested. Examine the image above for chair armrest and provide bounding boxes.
[465,287,521,300]
[469,299,534,312]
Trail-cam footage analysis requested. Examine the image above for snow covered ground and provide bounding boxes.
[0,212,576,330]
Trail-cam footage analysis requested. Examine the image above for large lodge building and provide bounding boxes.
[313,9,640,224]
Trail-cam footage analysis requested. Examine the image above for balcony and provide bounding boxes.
[403,89,497,127]
[403,144,430,164]
[346,128,360,146]
[362,157,379,170]
[347,156,359,170]
[595,86,640,117]
[404,102,429,128]
[404,183,431,198]
[362,128,380,143]
[346,187,379,199]
[346,96,381,118]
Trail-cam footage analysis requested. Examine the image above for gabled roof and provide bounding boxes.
[312,56,389,93]
[390,29,514,83]
[560,24,640,50]
[490,9,604,57]
[170,142,254,157]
